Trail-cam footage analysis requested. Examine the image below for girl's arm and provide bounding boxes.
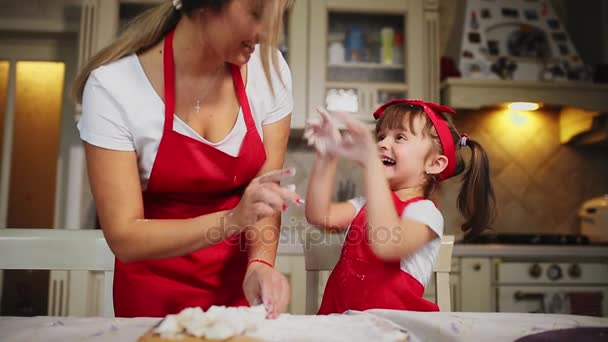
[362,154,438,260]
[305,153,357,230]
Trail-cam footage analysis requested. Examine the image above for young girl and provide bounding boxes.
[304,100,495,314]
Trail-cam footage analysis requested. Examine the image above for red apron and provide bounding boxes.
[318,194,439,314]
[113,30,267,317]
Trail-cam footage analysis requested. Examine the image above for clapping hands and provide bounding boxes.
[303,107,377,166]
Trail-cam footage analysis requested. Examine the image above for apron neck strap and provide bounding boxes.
[163,30,256,133]
[230,64,255,130]
[163,30,176,132]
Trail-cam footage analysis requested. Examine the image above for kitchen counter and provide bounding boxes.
[276,227,608,259]
[454,244,608,259]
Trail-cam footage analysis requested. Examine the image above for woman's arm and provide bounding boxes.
[246,115,293,264]
[362,154,437,260]
[85,144,235,263]
[304,154,357,230]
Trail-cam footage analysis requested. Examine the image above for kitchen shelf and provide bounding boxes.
[441,78,608,112]
[325,81,408,90]
[328,62,405,69]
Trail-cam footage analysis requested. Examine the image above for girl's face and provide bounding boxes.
[198,0,269,65]
[376,115,439,190]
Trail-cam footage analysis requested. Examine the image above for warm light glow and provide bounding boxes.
[508,102,540,111]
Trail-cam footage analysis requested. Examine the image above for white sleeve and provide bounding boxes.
[262,50,293,125]
[347,196,366,214]
[402,200,444,237]
[77,72,135,151]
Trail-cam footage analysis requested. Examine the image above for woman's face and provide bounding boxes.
[200,0,271,65]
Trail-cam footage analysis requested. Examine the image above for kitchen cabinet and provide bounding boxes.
[459,257,494,312]
[307,0,440,124]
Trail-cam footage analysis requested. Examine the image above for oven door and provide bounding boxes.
[498,286,607,316]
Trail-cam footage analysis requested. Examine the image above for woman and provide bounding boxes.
[73,0,299,318]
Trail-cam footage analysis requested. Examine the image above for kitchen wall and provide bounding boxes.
[435,108,608,237]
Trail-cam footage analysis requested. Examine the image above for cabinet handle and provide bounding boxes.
[473,263,481,271]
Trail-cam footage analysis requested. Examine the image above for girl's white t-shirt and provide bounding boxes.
[77,47,293,190]
[348,197,444,287]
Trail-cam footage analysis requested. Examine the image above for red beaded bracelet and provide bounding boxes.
[247,259,274,268]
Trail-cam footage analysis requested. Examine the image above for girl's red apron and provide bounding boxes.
[318,194,440,314]
[113,30,267,317]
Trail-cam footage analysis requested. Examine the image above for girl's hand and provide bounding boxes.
[303,107,343,156]
[326,111,378,167]
[228,168,302,229]
[242,261,290,319]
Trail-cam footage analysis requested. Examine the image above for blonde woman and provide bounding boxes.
[73,0,299,318]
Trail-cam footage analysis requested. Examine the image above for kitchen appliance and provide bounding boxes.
[496,262,608,316]
[579,195,608,243]
[463,233,590,245]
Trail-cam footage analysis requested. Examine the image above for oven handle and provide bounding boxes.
[514,291,546,313]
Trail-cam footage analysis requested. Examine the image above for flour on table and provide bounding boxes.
[154,306,410,342]
[154,305,266,340]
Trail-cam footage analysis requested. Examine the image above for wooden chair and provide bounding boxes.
[303,229,455,314]
[0,228,115,317]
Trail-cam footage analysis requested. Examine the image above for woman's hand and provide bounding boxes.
[227,168,302,229]
[242,261,290,318]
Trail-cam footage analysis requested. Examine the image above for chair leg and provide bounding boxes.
[435,272,451,312]
[102,271,114,317]
[306,271,319,315]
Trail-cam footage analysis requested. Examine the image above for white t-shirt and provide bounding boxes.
[348,197,444,287]
[78,47,293,190]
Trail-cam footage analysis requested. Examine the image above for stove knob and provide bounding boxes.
[547,264,563,281]
[568,264,581,278]
[529,263,542,278]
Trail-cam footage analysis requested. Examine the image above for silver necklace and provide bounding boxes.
[193,64,226,113]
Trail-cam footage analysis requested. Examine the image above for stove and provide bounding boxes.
[463,233,591,245]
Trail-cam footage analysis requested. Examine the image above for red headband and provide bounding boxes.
[373,99,457,181]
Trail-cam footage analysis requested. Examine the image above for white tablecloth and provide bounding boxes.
[1,311,607,342]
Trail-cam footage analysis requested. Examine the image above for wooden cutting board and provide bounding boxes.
[137,330,263,342]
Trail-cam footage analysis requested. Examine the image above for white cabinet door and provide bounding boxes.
[284,0,309,129]
[460,257,494,312]
[275,255,306,314]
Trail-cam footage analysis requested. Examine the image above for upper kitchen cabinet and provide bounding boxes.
[307,0,440,124]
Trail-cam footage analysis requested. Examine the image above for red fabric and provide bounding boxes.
[373,99,457,180]
[318,194,440,314]
[113,30,267,317]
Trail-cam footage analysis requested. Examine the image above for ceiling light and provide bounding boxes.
[507,102,540,111]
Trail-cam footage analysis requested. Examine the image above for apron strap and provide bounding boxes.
[230,65,256,131]
[163,30,256,132]
[163,30,176,132]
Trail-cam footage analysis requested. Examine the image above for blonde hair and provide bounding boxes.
[72,0,290,103]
